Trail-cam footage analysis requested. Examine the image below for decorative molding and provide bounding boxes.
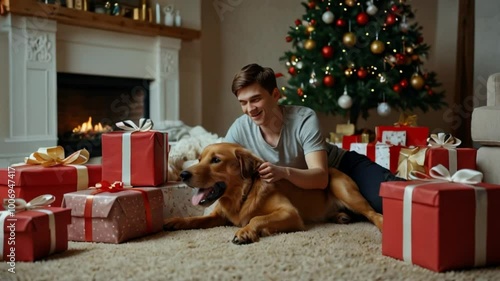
[27,32,52,62]
[161,49,176,77]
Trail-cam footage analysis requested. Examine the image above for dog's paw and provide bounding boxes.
[232,228,260,245]
[163,217,187,231]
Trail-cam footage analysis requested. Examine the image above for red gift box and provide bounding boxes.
[380,176,500,272]
[102,131,168,186]
[62,184,164,243]
[0,165,102,209]
[342,135,361,151]
[350,142,402,174]
[375,126,429,146]
[425,148,477,174]
[1,203,71,262]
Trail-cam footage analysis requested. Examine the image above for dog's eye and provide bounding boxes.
[211,157,221,164]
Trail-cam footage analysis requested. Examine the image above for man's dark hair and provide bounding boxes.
[231,63,277,96]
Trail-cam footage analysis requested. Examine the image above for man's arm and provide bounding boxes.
[258,150,329,189]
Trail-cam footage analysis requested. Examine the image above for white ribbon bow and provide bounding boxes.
[427,132,462,148]
[115,118,154,132]
[2,194,55,213]
[409,164,483,184]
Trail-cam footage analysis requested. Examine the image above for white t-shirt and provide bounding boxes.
[224,105,345,169]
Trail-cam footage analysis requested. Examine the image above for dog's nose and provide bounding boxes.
[179,171,192,182]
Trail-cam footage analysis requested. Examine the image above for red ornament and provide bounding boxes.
[386,14,397,25]
[295,19,302,26]
[357,68,368,79]
[323,75,335,87]
[288,66,296,76]
[286,36,293,42]
[297,87,304,96]
[428,89,433,95]
[336,18,346,27]
[417,36,424,43]
[400,79,408,88]
[356,12,369,26]
[321,45,334,58]
[390,4,399,12]
[307,1,316,9]
[393,84,402,93]
[395,53,405,65]
[310,19,317,26]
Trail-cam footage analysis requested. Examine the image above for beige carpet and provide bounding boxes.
[1,222,499,281]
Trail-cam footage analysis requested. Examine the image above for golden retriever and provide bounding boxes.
[163,143,383,244]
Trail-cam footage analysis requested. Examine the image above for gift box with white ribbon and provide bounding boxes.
[102,118,169,187]
[1,195,71,261]
[380,165,500,272]
[0,147,102,208]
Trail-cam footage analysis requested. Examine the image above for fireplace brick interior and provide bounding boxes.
[57,73,151,157]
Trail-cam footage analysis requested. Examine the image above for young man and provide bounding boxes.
[224,63,403,214]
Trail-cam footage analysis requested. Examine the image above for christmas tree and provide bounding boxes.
[279,0,447,126]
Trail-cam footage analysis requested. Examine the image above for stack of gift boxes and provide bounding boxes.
[331,116,500,272]
[0,119,204,262]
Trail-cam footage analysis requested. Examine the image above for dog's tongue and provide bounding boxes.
[191,188,211,206]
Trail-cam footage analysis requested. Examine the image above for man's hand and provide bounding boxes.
[258,162,289,183]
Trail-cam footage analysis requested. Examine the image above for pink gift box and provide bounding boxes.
[62,187,163,243]
[102,131,169,186]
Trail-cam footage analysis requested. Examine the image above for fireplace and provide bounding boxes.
[0,15,182,167]
[57,73,152,157]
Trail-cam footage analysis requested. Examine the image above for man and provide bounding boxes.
[225,63,403,213]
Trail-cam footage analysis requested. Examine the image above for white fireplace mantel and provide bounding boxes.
[0,14,181,167]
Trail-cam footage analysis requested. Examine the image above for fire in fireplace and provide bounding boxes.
[57,73,151,157]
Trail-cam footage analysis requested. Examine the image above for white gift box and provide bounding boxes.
[382,131,406,146]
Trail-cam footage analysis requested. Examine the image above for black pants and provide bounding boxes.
[337,150,404,214]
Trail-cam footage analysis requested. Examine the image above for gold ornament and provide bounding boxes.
[306,25,315,34]
[345,68,353,77]
[411,54,420,61]
[405,46,414,54]
[345,0,356,7]
[370,40,385,54]
[343,32,356,47]
[304,39,316,50]
[410,73,425,90]
[291,55,297,62]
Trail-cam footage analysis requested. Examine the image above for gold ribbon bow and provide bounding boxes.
[25,146,89,167]
[396,147,427,179]
[115,118,154,132]
[2,194,55,213]
[427,132,461,148]
[394,112,418,127]
[409,164,483,184]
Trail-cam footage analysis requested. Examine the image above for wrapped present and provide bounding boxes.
[380,165,500,272]
[396,147,427,180]
[381,130,406,146]
[425,133,476,174]
[0,147,101,208]
[1,195,71,262]
[375,126,428,147]
[350,142,401,173]
[342,135,361,151]
[159,182,204,219]
[62,181,163,243]
[102,118,169,186]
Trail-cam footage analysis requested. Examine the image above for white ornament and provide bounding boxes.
[322,11,334,24]
[296,61,304,69]
[377,102,391,116]
[338,90,352,109]
[366,1,378,16]
[309,70,319,87]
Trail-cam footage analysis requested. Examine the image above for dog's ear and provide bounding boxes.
[235,148,263,179]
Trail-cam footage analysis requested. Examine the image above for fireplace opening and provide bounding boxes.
[57,73,152,158]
